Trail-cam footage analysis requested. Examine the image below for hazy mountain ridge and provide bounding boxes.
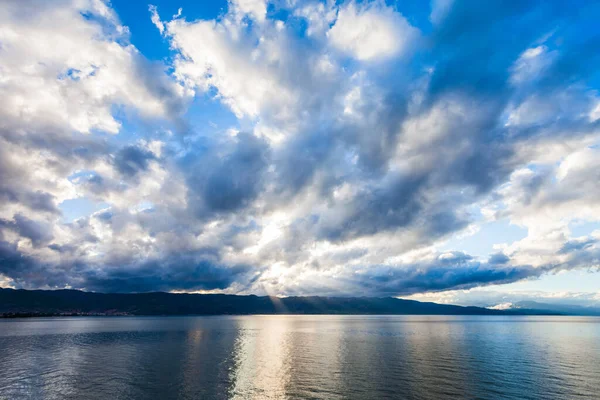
[0,288,563,317]
[506,301,600,316]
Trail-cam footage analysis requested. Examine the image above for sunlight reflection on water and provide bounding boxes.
[1,315,599,399]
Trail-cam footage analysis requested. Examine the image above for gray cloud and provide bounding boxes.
[559,238,597,254]
[0,239,253,293]
[0,145,59,214]
[316,174,426,241]
[183,133,270,216]
[114,145,157,177]
[0,214,53,247]
[351,261,541,297]
[79,256,253,293]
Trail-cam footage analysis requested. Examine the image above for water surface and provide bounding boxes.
[0,315,599,399]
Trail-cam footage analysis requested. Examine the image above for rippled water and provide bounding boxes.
[1,315,599,399]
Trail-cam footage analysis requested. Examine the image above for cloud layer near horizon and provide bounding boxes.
[1,0,600,297]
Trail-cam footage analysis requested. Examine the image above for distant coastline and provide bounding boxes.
[0,288,564,317]
[0,312,133,318]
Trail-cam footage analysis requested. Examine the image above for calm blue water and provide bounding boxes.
[0,315,599,399]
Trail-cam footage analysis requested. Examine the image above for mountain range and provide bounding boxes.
[500,301,600,316]
[0,288,571,317]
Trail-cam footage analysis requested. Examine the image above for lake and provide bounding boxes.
[0,315,599,399]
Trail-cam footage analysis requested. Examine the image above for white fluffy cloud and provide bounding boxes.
[231,0,267,22]
[0,0,186,135]
[328,2,418,61]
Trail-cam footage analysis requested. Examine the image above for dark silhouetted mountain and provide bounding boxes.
[0,288,559,317]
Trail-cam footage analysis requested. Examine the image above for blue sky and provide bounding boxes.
[1,0,600,308]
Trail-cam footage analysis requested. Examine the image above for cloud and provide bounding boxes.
[1,0,600,297]
[559,238,597,254]
[254,250,550,297]
[230,0,267,22]
[0,214,53,248]
[0,0,186,135]
[183,133,270,216]
[114,145,157,178]
[405,287,600,309]
[149,5,165,34]
[328,2,419,61]
[313,173,427,241]
[430,0,453,25]
[79,256,254,293]
[165,12,285,119]
[488,253,510,265]
[0,238,253,293]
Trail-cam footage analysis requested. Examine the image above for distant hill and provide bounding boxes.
[505,301,600,316]
[0,288,559,317]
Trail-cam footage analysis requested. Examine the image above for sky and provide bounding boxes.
[1,0,600,309]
